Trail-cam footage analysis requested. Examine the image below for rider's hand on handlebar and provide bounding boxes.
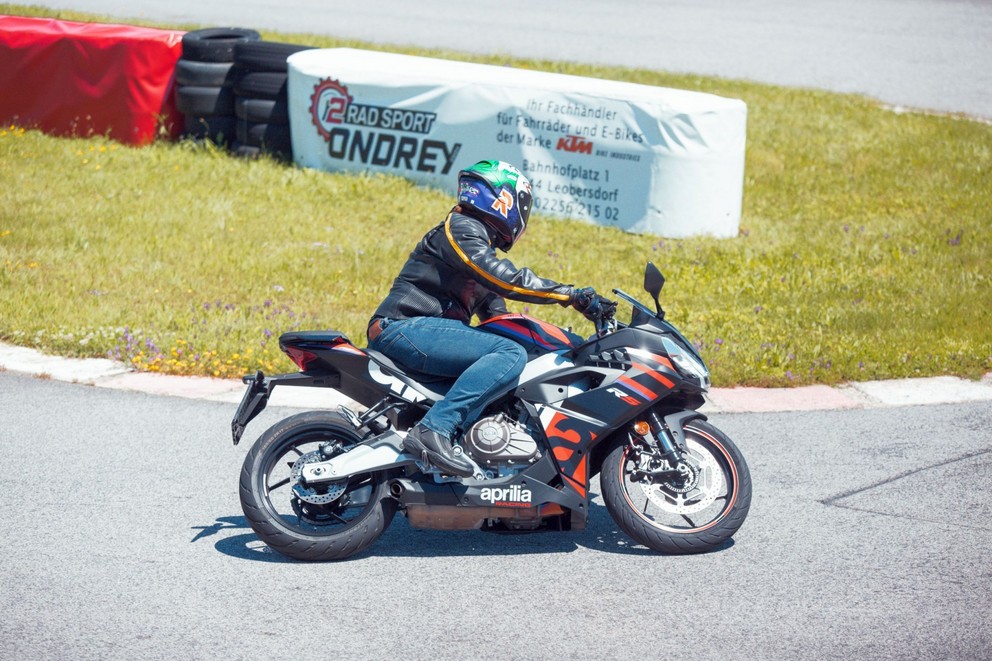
[571,287,618,322]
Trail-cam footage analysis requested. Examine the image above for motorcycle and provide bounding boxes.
[231,262,751,561]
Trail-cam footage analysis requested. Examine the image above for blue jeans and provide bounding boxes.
[368,317,527,439]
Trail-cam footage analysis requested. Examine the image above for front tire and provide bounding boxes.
[239,410,396,561]
[601,420,751,554]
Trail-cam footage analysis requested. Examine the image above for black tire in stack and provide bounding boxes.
[231,41,313,160]
[175,28,260,146]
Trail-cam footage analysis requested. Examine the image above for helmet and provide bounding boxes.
[457,160,533,250]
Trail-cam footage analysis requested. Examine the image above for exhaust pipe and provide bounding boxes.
[389,479,405,498]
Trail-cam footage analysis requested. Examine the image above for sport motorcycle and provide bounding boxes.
[231,262,751,560]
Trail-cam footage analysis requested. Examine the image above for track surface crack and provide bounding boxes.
[819,448,992,531]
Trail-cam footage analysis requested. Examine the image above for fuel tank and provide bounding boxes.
[477,313,584,355]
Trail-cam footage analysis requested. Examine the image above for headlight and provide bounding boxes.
[662,337,710,389]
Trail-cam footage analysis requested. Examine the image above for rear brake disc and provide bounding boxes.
[291,451,347,504]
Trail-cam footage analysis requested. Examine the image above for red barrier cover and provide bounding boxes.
[0,15,184,145]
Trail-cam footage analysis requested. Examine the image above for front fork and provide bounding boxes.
[653,410,706,461]
[629,409,707,479]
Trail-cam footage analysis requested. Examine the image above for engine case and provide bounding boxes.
[463,413,539,471]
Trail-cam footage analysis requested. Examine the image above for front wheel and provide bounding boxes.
[601,420,751,554]
[239,410,396,561]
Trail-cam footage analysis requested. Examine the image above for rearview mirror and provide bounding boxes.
[644,261,665,298]
[644,262,665,317]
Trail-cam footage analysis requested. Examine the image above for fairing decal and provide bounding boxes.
[540,410,599,497]
[563,455,588,496]
[516,352,576,386]
[367,362,431,403]
[624,348,680,396]
[628,348,677,375]
[633,361,676,390]
[617,374,656,401]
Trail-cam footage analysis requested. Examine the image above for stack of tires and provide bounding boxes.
[174,28,260,145]
[231,41,313,161]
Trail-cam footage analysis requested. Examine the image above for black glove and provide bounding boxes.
[571,287,617,321]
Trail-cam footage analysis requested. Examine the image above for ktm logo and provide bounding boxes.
[491,190,514,218]
[556,135,593,154]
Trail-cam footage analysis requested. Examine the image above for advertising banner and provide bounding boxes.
[288,48,746,238]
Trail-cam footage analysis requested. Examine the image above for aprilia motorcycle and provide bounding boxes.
[231,262,751,560]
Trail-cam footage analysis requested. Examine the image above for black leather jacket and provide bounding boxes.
[371,209,574,325]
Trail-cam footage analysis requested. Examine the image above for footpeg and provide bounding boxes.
[337,405,362,428]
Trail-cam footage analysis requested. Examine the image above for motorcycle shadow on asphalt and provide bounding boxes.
[192,498,734,563]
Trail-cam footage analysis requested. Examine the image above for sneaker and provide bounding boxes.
[403,424,474,477]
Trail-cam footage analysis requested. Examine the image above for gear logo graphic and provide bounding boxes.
[310,78,352,142]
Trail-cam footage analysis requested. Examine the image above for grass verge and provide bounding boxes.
[1,4,990,386]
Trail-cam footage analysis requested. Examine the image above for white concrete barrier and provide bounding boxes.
[288,48,746,238]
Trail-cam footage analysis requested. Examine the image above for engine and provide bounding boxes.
[463,412,540,476]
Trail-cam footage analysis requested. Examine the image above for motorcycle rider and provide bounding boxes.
[367,159,615,477]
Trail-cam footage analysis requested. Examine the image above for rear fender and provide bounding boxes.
[230,370,341,445]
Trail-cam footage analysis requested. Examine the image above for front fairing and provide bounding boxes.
[569,314,709,396]
[630,307,706,367]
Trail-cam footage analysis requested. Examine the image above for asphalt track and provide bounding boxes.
[34,0,992,119]
[1,346,991,659]
[1,367,990,660]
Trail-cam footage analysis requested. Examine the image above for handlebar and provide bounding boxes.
[593,308,620,337]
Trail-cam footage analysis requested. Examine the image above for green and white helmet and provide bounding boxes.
[457,160,533,250]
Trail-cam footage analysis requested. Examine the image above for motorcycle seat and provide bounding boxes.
[279,330,350,346]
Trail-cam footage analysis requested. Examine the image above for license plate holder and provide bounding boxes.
[231,370,270,445]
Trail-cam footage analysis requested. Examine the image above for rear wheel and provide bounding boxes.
[601,420,751,554]
[239,411,396,561]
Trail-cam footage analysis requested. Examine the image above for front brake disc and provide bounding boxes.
[639,439,723,514]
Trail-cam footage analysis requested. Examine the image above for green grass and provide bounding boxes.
[1,4,990,386]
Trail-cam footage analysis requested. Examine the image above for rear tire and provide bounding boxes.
[239,411,396,561]
[601,420,751,554]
